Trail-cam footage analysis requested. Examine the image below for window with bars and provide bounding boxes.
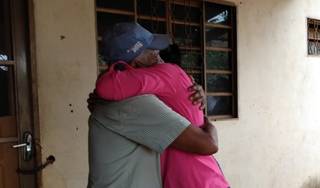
[308,18,320,56]
[0,0,15,117]
[95,0,238,120]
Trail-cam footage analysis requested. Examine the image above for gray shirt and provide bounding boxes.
[87,95,190,188]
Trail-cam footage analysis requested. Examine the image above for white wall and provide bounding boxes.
[216,0,320,187]
[33,0,320,187]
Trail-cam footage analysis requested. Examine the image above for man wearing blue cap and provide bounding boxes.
[88,22,222,188]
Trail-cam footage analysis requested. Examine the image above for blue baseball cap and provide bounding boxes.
[102,22,171,62]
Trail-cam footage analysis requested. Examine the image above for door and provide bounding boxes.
[0,0,37,187]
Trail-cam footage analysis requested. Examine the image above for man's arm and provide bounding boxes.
[91,95,218,155]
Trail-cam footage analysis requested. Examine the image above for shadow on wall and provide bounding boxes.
[301,176,320,188]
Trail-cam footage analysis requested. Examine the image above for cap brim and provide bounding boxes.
[148,34,171,50]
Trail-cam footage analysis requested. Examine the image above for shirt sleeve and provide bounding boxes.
[92,95,190,153]
[95,63,176,101]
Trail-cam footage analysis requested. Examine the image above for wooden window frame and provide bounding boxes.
[95,0,238,121]
[307,17,320,56]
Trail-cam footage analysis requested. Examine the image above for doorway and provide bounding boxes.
[0,0,38,187]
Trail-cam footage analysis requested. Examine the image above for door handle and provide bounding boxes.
[12,132,33,161]
[12,143,28,148]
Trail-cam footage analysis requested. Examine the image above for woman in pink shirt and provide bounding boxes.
[96,22,230,188]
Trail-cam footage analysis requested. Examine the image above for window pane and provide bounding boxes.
[205,2,231,25]
[307,19,320,55]
[171,4,201,23]
[206,51,230,70]
[191,73,203,86]
[181,51,202,70]
[206,28,230,48]
[206,74,232,92]
[137,0,165,17]
[0,0,12,61]
[96,0,134,11]
[96,12,134,36]
[138,19,166,34]
[207,96,232,115]
[173,24,201,47]
[308,41,320,55]
[0,66,14,116]
[97,43,109,65]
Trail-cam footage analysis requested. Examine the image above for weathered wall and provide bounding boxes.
[216,0,320,188]
[33,0,97,187]
[33,0,320,187]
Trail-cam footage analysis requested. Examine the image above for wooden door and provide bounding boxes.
[0,0,37,187]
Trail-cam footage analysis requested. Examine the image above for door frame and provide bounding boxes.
[12,0,42,187]
[28,1,42,187]
[27,0,42,187]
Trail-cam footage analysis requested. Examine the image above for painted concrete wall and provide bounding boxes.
[216,0,320,187]
[33,0,320,187]
[33,0,97,187]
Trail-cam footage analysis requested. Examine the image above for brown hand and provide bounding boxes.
[87,90,99,113]
[188,75,206,110]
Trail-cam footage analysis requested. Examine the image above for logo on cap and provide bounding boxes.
[127,41,143,54]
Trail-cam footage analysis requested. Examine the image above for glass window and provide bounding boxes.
[308,41,320,55]
[138,19,166,34]
[0,66,14,116]
[171,4,201,23]
[0,0,12,61]
[207,96,232,116]
[96,12,134,36]
[180,51,202,70]
[206,74,232,92]
[173,24,201,47]
[307,18,320,56]
[137,0,166,17]
[95,1,238,119]
[205,3,231,25]
[206,28,231,48]
[206,51,231,70]
[97,43,109,65]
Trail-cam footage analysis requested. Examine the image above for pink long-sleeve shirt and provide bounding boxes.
[96,61,230,188]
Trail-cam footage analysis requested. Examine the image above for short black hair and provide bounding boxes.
[160,43,181,66]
